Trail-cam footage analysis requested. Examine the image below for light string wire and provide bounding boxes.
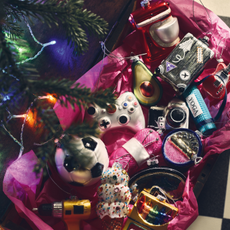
[3,95,56,159]
[96,18,146,91]
[150,185,178,209]
[100,41,147,61]
[1,99,34,159]
[96,40,147,93]
[1,124,23,148]
[1,18,57,157]
[46,163,72,196]
[16,18,56,65]
[95,21,121,90]
[18,100,33,158]
[33,137,55,146]
[2,19,56,78]
[18,95,54,158]
[215,35,228,63]
[192,0,213,36]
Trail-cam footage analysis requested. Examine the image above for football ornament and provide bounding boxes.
[55,136,109,186]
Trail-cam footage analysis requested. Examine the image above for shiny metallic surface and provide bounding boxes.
[52,202,63,218]
[155,17,179,43]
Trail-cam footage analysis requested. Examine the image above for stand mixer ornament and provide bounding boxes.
[129,0,180,62]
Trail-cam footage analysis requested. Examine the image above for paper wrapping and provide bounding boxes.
[3,0,230,229]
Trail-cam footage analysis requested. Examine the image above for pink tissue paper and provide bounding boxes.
[3,0,230,229]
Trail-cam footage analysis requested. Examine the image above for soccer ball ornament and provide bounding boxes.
[55,136,109,186]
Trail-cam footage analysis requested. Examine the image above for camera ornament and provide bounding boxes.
[109,128,162,176]
[148,97,189,132]
[96,162,132,230]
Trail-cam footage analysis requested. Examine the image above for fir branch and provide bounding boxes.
[33,121,100,174]
[4,0,108,53]
[0,28,28,85]
[5,35,36,65]
[75,9,108,36]
[36,106,62,139]
[0,31,31,118]
[60,135,93,170]
[2,17,24,38]
[0,0,114,175]
[28,79,117,110]
[33,140,56,175]
[0,0,6,21]
[0,29,17,74]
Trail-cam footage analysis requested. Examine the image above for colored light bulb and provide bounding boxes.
[46,94,57,104]
[26,110,37,127]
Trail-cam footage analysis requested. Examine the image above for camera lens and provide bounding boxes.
[166,107,186,128]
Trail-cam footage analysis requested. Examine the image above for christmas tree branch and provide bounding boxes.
[3,17,24,38]
[29,79,117,110]
[0,29,23,80]
[0,0,114,175]
[4,0,108,53]
[64,120,101,138]
[33,108,101,173]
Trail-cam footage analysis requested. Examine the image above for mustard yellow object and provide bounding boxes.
[63,199,91,230]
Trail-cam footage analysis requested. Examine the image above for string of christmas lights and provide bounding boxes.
[3,94,57,159]
[1,18,58,158]
[16,21,56,64]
